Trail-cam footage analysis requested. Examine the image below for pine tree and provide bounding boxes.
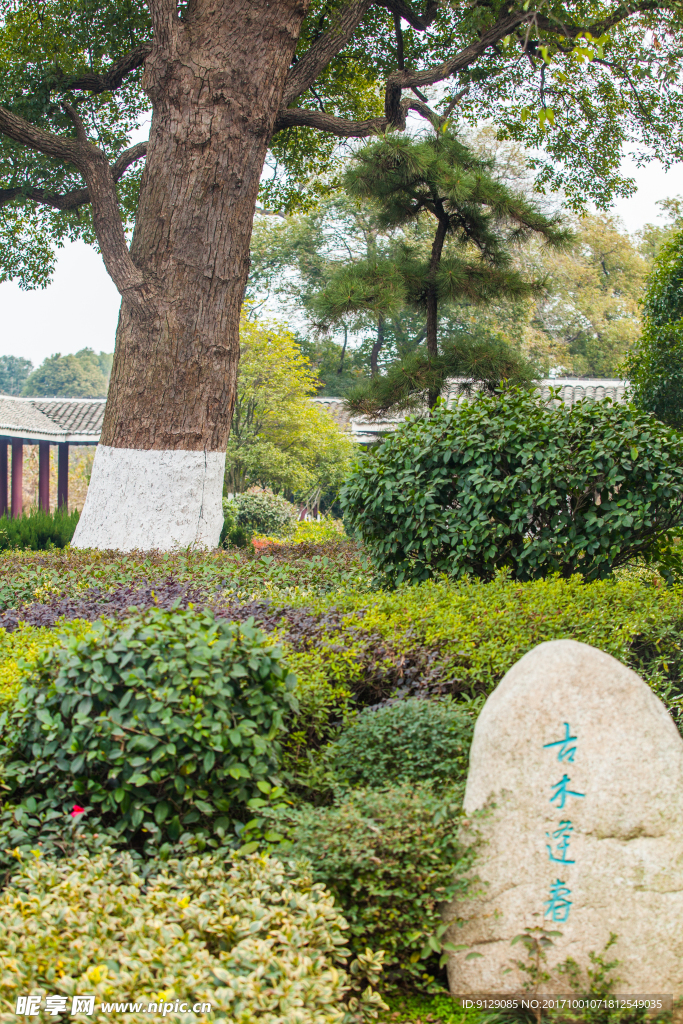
[312,129,570,412]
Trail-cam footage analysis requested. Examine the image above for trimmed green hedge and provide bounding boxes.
[341,389,683,584]
[270,783,470,992]
[279,573,683,759]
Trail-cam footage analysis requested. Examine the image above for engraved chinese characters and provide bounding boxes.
[445,639,683,997]
[544,723,584,922]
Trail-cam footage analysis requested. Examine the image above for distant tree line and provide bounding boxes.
[0,349,112,399]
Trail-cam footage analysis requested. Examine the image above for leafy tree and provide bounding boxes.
[252,134,652,385]
[22,350,110,397]
[249,194,428,389]
[637,196,683,263]
[531,213,648,376]
[0,0,681,548]
[341,387,683,584]
[312,130,567,410]
[624,229,683,428]
[295,332,370,397]
[225,315,354,504]
[0,355,33,395]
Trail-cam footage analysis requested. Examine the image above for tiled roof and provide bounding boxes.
[0,378,629,446]
[0,396,105,443]
[537,378,628,407]
[313,378,630,444]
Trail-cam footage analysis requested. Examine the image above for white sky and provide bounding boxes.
[0,155,681,368]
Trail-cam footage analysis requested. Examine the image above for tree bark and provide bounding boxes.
[426,213,447,408]
[74,0,311,551]
[371,317,385,376]
[338,326,348,374]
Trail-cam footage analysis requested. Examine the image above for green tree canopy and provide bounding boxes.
[0,354,33,395]
[1,0,683,289]
[312,129,568,411]
[624,229,683,428]
[22,349,111,398]
[1,0,682,550]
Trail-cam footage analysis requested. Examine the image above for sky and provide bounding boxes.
[0,155,681,368]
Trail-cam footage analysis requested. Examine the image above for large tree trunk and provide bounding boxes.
[73,0,310,551]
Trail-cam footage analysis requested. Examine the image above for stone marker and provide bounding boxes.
[446,639,683,998]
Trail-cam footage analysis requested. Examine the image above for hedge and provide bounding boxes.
[0,849,386,1023]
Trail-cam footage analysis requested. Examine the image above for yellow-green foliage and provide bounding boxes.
[0,849,386,1024]
[278,573,683,743]
[255,518,347,546]
[291,518,347,545]
[0,620,95,710]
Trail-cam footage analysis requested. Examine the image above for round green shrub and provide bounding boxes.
[341,388,683,584]
[625,229,683,428]
[329,698,473,788]
[0,848,385,1023]
[269,783,471,991]
[232,489,298,537]
[0,607,297,863]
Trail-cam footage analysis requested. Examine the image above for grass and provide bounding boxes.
[380,993,481,1024]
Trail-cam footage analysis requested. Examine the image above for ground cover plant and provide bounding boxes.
[341,389,683,585]
[0,848,385,1023]
[1,558,683,734]
[0,541,373,625]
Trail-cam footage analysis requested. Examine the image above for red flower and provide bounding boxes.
[70,805,85,818]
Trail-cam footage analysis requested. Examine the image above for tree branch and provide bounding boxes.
[279,0,666,142]
[534,0,666,41]
[0,106,80,166]
[282,0,373,107]
[274,97,431,137]
[0,100,150,303]
[112,141,148,179]
[77,143,151,302]
[385,10,529,103]
[376,0,441,31]
[275,108,389,137]
[51,42,152,94]
[0,141,147,213]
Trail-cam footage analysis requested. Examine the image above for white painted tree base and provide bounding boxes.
[71,445,225,552]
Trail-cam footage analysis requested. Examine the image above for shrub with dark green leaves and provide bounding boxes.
[329,698,474,788]
[270,783,471,991]
[0,607,296,866]
[341,388,683,584]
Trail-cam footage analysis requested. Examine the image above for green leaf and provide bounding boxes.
[154,801,170,825]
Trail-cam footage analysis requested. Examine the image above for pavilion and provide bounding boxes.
[0,378,628,518]
[0,396,105,516]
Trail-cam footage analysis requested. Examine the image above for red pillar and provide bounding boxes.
[11,439,23,519]
[0,440,7,517]
[58,443,69,511]
[39,441,50,513]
